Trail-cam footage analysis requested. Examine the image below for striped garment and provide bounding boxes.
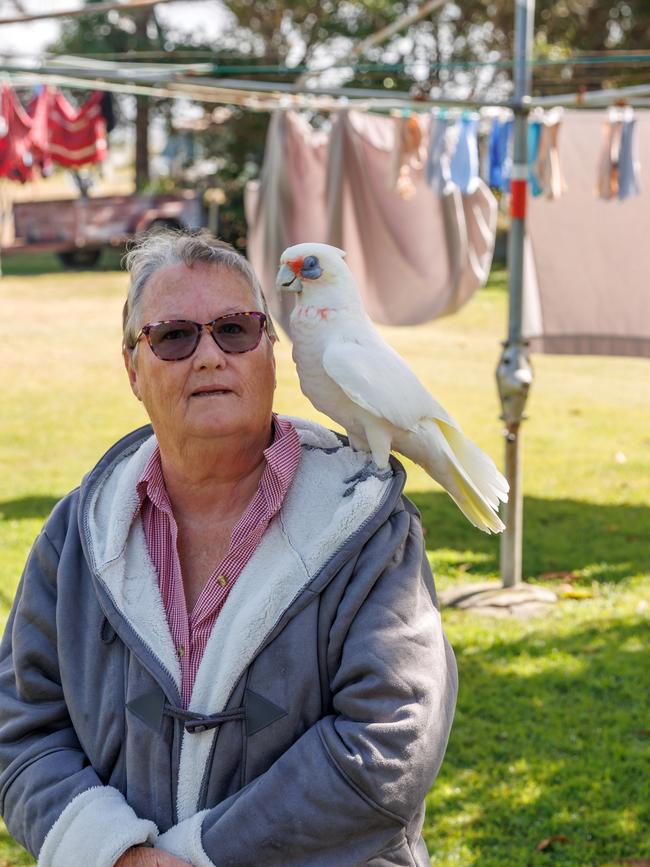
[135,415,301,708]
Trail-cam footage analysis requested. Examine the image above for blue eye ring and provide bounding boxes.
[303,255,318,269]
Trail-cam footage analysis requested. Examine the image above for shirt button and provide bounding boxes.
[177,644,185,657]
[217,574,228,587]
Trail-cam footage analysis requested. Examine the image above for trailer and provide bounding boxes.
[2,190,203,267]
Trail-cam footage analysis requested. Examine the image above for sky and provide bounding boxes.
[0,0,228,58]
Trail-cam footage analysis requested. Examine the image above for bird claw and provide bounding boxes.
[343,461,393,497]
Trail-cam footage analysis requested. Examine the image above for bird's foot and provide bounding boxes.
[343,461,393,497]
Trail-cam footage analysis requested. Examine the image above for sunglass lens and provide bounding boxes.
[213,314,264,353]
[149,321,200,360]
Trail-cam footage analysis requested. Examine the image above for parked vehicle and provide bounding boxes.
[2,190,203,267]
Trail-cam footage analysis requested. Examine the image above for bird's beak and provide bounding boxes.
[276,263,303,293]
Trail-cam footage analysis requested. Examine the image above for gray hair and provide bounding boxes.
[122,229,277,354]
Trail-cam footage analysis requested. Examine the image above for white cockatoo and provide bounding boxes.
[275,242,509,534]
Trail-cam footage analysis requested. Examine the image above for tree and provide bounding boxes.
[412,0,650,96]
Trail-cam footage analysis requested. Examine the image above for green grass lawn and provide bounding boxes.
[0,258,648,866]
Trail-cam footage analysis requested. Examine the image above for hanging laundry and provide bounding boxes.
[0,84,47,183]
[449,113,480,194]
[596,113,622,200]
[389,112,426,200]
[328,111,496,325]
[527,117,544,196]
[246,111,330,331]
[533,109,566,201]
[36,89,108,168]
[247,109,497,334]
[0,84,110,184]
[525,108,650,358]
[487,116,512,191]
[425,110,452,196]
[27,87,52,176]
[617,114,641,200]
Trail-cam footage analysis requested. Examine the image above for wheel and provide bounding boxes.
[57,248,102,269]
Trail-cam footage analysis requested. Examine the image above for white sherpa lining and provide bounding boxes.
[87,416,393,823]
[155,809,213,866]
[88,435,182,690]
[37,785,158,867]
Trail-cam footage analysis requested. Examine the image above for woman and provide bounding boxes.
[0,231,457,867]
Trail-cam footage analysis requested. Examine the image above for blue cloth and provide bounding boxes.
[450,115,479,194]
[426,113,451,195]
[528,120,543,197]
[618,118,641,200]
[488,118,512,190]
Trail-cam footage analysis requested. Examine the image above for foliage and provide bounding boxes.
[0,260,648,864]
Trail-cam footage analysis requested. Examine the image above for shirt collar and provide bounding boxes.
[263,413,301,492]
[135,413,301,517]
[135,444,172,516]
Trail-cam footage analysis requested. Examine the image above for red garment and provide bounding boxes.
[135,415,301,709]
[0,85,108,182]
[43,89,107,167]
[0,84,47,182]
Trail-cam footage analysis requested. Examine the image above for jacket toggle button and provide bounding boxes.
[177,644,185,657]
[217,574,228,587]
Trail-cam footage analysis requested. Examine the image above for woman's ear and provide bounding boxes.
[123,348,142,401]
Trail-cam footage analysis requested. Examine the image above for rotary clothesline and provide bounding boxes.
[4,55,650,111]
[1,67,647,207]
[247,105,650,362]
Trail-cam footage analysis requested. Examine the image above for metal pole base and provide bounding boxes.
[439,580,557,618]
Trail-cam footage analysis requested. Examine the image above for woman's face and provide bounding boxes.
[124,261,276,448]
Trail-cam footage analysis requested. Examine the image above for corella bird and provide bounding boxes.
[276,242,509,534]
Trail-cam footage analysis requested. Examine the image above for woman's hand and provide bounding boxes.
[114,847,191,866]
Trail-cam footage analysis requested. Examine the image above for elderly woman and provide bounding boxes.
[0,232,457,867]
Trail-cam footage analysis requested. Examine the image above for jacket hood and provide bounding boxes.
[77,415,407,821]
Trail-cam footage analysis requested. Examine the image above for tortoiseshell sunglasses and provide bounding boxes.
[135,311,267,361]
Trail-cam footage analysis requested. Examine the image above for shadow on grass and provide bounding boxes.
[2,249,125,276]
[0,496,60,521]
[425,617,650,865]
[410,490,650,585]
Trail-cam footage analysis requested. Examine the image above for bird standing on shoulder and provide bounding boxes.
[275,242,509,534]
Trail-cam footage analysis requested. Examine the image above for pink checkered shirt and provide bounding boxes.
[135,415,301,708]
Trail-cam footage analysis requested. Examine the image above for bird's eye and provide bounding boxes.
[303,255,319,269]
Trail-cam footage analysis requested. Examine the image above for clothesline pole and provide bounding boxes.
[496,0,536,588]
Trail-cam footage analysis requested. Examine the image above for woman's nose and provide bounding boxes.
[192,328,227,369]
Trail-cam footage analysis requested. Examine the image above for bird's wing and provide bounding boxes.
[322,337,461,432]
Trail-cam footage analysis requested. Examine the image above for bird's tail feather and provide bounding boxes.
[439,422,510,509]
[405,421,508,534]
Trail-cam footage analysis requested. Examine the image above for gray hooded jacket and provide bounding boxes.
[0,416,457,867]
